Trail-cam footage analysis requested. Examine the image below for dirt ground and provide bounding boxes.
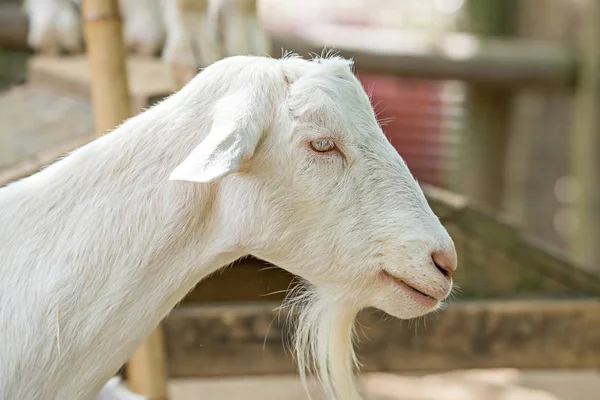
[168,370,600,400]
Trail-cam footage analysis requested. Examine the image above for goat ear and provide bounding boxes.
[169,89,268,183]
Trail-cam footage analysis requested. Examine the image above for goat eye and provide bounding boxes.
[310,139,336,153]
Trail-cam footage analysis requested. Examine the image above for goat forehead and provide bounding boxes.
[279,57,409,167]
[290,78,377,132]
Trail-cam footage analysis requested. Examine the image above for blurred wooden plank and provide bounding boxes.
[27,55,174,114]
[0,49,29,90]
[570,0,600,269]
[164,299,600,377]
[182,258,294,303]
[458,0,519,213]
[425,185,600,294]
[0,3,29,52]
[513,235,600,296]
[270,26,576,89]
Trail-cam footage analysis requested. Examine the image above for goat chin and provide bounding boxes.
[283,285,362,400]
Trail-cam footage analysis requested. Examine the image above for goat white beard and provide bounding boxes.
[283,285,363,400]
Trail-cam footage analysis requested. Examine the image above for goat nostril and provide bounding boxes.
[432,251,456,278]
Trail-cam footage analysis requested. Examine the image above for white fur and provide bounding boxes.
[0,54,456,399]
[207,0,271,57]
[160,0,271,81]
[118,0,165,57]
[161,0,223,75]
[24,0,83,54]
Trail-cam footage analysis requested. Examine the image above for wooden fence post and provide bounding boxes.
[460,0,519,212]
[80,0,169,398]
[570,0,599,269]
[127,328,169,399]
[81,0,131,134]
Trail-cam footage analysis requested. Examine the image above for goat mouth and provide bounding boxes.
[380,270,440,303]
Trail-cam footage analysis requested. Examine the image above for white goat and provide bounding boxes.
[0,54,457,400]
[24,0,165,56]
[24,0,269,79]
[162,0,271,86]
[207,0,271,57]
[161,0,224,87]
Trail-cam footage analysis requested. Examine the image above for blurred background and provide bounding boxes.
[1,0,599,399]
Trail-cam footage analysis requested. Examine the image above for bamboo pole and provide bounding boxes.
[126,328,169,399]
[570,0,599,269]
[81,0,131,134]
[80,1,169,399]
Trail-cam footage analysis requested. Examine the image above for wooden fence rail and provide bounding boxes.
[271,26,577,90]
[164,299,600,377]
